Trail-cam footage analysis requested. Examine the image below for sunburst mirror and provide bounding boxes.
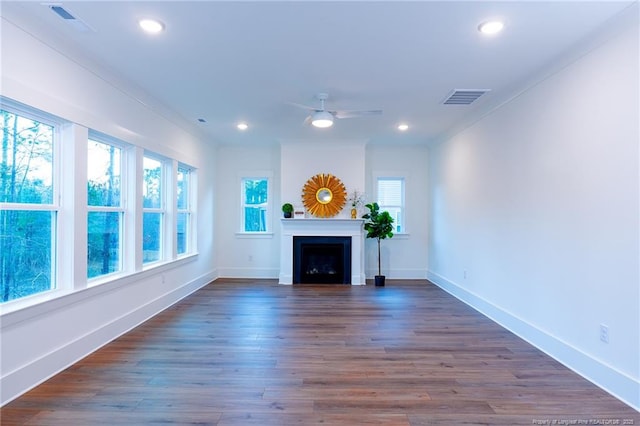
[302,173,347,218]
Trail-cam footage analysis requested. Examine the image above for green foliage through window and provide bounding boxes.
[377,178,404,233]
[143,156,164,264]
[143,212,162,263]
[143,157,162,209]
[87,211,120,278]
[1,103,196,305]
[242,178,268,232]
[1,109,55,302]
[87,140,123,279]
[88,140,121,207]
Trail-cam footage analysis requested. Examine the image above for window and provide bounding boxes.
[377,177,404,233]
[0,108,57,302]
[176,166,191,255]
[242,177,268,232]
[87,138,123,279]
[142,156,164,264]
[1,97,198,309]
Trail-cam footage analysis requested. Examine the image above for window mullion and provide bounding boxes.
[142,154,165,265]
[60,123,88,291]
[128,146,144,271]
[165,160,177,260]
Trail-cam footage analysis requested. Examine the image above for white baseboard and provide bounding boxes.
[365,268,428,280]
[427,270,640,412]
[217,267,279,279]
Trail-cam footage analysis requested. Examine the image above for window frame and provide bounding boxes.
[142,154,166,265]
[375,175,406,234]
[176,164,193,256]
[239,174,272,235]
[0,101,61,303]
[86,134,127,281]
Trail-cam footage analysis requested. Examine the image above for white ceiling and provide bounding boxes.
[2,1,635,146]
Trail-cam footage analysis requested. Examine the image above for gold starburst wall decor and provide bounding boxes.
[301,173,347,218]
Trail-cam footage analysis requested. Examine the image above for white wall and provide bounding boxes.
[1,17,217,404]
[214,145,281,278]
[213,141,430,280]
[428,12,639,409]
[281,140,367,218]
[365,145,429,279]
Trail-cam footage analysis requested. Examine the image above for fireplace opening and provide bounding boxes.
[293,236,351,284]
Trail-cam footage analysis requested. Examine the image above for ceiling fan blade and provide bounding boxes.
[287,101,318,112]
[303,115,313,126]
[333,109,383,119]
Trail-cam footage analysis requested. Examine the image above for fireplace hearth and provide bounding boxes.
[293,236,351,284]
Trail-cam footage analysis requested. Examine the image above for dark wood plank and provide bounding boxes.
[1,280,638,425]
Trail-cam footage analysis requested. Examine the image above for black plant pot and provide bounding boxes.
[374,275,385,287]
[283,212,292,218]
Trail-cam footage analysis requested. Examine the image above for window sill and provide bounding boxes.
[1,253,199,323]
[140,253,199,273]
[235,232,274,239]
[391,232,410,239]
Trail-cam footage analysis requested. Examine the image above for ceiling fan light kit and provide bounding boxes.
[294,92,382,129]
[311,111,334,128]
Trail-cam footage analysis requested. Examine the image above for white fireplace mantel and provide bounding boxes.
[279,218,365,285]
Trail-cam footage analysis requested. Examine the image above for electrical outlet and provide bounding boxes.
[600,324,609,343]
[463,270,468,279]
[248,255,253,262]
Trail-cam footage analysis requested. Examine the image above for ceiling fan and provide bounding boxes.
[291,93,382,128]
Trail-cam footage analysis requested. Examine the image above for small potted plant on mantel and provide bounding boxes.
[282,203,294,218]
[362,202,394,286]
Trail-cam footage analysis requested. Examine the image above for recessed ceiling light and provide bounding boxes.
[478,20,504,35]
[139,19,164,34]
[237,122,249,131]
[397,124,409,131]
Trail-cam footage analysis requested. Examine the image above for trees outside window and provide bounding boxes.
[1,108,56,302]
[87,139,123,279]
[1,98,197,307]
[143,156,164,263]
[242,178,268,232]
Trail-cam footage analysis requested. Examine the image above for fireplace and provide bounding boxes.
[293,236,351,284]
[279,218,365,285]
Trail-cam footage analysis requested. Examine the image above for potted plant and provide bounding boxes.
[362,202,394,286]
[282,203,294,218]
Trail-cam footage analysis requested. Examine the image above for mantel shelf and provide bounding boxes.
[281,218,364,223]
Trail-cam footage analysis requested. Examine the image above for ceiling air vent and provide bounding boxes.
[443,89,490,105]
[48,5,93,32]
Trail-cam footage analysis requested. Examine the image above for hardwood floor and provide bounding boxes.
[2,280,638,425]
